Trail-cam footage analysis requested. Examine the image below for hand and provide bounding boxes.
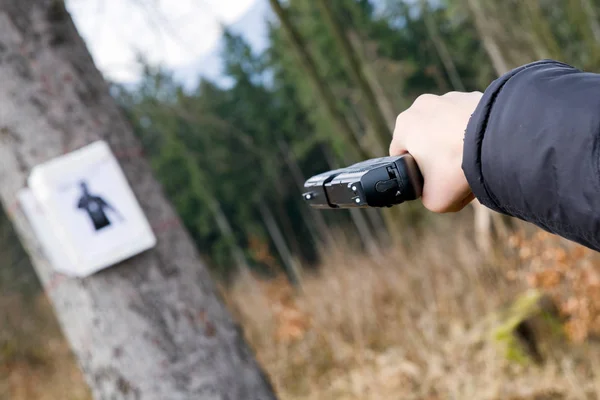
[389,91,483,213]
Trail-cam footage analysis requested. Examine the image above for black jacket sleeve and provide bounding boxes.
[462,59,600,251]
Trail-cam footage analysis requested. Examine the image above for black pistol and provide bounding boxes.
[302,154,423,209]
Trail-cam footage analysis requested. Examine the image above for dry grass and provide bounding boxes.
[5,215,600,399]
[0,294,91,400]
[224,217,600,400]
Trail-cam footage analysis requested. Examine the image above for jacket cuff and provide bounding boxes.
[461,59,574,214]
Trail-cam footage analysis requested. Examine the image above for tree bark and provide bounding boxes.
[0,1,277,399]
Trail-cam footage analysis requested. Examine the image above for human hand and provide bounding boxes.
[389,91,483,213]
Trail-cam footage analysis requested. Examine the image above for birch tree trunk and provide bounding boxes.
[0,1,277,399]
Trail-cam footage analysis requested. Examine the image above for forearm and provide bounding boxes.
[462,60,600,251]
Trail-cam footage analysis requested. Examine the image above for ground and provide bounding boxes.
[3,218,600,399]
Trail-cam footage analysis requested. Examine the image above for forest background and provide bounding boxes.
[3,0,600,399]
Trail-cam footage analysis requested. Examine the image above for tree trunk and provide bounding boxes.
[322,145,380,252]
[421,0,466,91]
[462,0,522,256]
[205,191,253,276]
[347,31,398,132]
[0,1,277,399]
[566,0,600,67]
[268,0,370,161]
[316,0,392,150]
[580,0,600,44]
[521,0,563,61]
[257,201,301,287]
[364,208,390,245]
[275,199,303,256]
[465,0,510,76]
[427,64,452,93]
[277,140,335,247]
[262,155,305,263]
[168,130,254,280]
[349,208,379,256]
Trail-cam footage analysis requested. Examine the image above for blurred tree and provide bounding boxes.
[420,0,466,91]
[0,0,277,398]
[316,0,392,152]
[268,0,371,163]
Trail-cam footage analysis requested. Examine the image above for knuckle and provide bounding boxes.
[394,112,406,127]
[394,112,411,136]
[413,93,436,107]
[388,139,401,156]
[424,199,445,213]
[441,91,459,98]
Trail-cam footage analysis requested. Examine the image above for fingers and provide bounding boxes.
[421,176,475,213]
[387,91,479,214]
[389,113,409,156]
[388,140,407,157]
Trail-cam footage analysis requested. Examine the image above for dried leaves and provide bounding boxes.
[508,229,600,343]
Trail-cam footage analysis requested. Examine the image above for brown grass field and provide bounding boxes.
[3,214,600,399]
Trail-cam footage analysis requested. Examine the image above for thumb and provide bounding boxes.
[388,139,408,157]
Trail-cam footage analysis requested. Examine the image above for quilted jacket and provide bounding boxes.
[462,60,600,251]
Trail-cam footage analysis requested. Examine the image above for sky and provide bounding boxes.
[65,0,260,85]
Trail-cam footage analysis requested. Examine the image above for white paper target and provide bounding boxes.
[24,141,156,277]
[18,188,75,275]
